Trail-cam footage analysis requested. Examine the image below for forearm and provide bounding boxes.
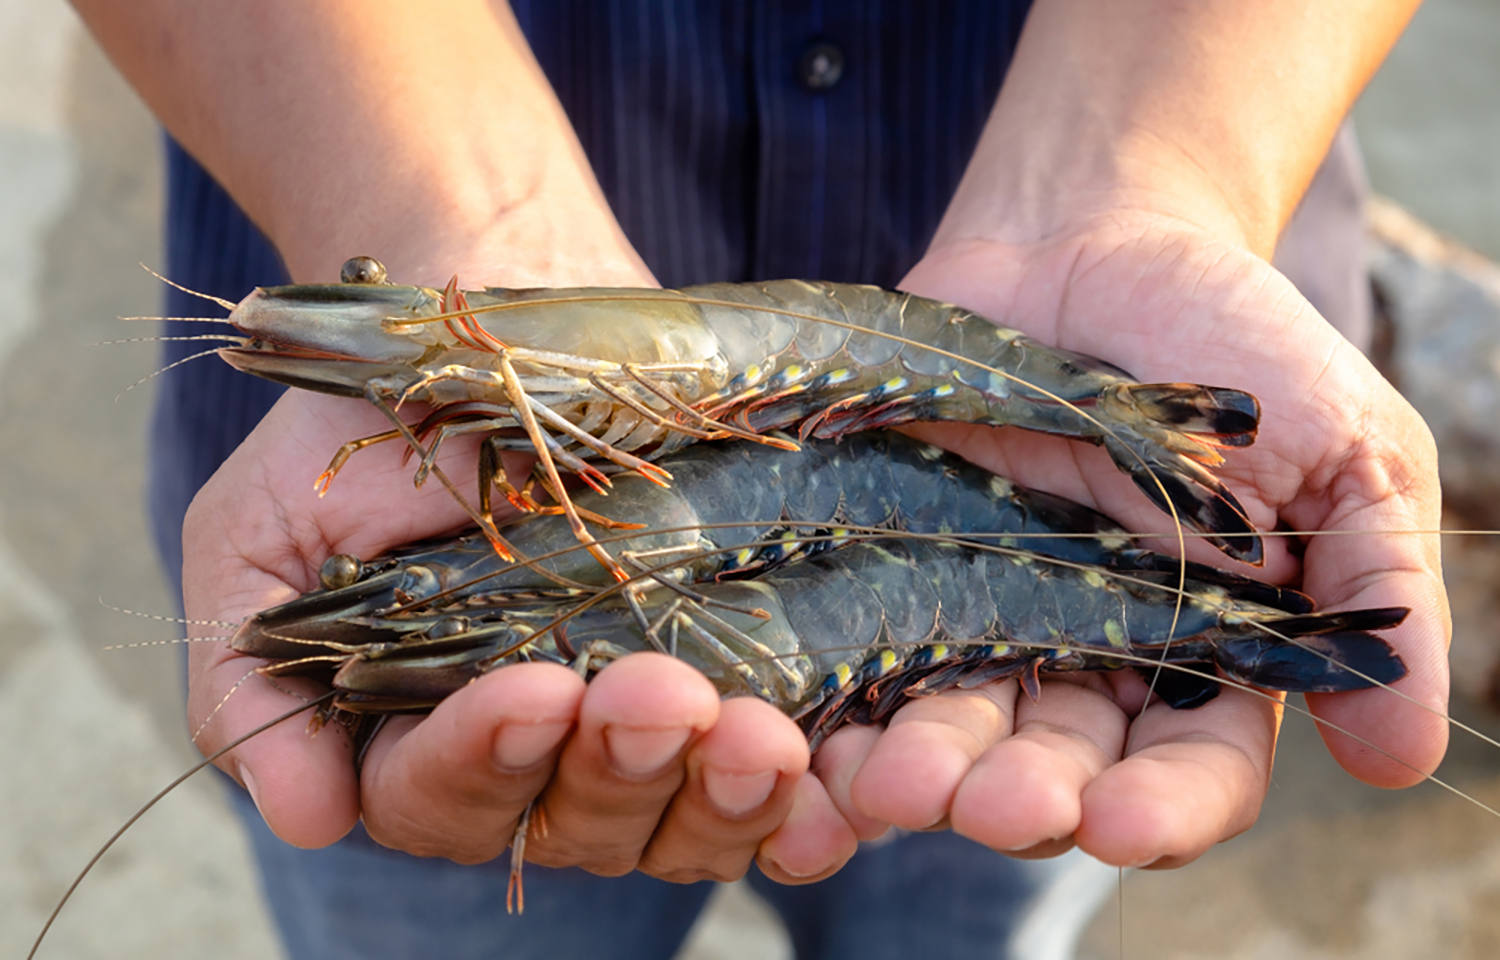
[938,0,1420,257]
[72,0,649,287]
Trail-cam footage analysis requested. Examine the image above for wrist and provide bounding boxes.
[930,101,1265,258]
[81,0,654,292]
[930,0,1418,261]
[266,104,655,290]
[275,179,657,292]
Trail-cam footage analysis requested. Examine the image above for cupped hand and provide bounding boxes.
[812,211,1448,869]
[183,389,854,881]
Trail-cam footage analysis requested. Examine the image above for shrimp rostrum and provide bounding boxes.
[230,433,1407,751]
[214,258,1265,565]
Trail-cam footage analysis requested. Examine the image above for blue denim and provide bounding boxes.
[230,787,1065,960]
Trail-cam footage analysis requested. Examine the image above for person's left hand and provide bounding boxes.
[185,387,860,885]
[791,211,1448,871]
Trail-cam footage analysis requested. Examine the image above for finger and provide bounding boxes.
[1303,562,1450,788]
[756,772,860,884]
[187,641,360,849]
[1075,681,1278,868]
[1303,529,1449,786]
[1283,385,1450,787]
[358,662,584,863]
[522,653,721,876]
[949,678,1125,853]
[848,682,1017,830]
[636,697,809,882]
[809,723,890,841]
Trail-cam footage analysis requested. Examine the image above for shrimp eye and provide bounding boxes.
[397,565,441,601]
[319,554,364,590]
[340,256,388,285]
[424,616,471,640]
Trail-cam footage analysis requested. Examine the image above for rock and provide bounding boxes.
[1368,197,1500,706]
[1369,196,1500,524]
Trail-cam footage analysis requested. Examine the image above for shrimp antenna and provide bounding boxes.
[139,263,237,311]
[97,599,239,629]
[26,692,336,960]
[94,334,245,346]
[116,346,226,400]
[118,315,237,324]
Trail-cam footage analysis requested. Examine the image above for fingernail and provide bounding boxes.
[603,725,691,779]
[702,767,778,817]
[493,720,572,772]
[764,854,822,879]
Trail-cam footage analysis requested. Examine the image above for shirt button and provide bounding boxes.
[798,41,844,91]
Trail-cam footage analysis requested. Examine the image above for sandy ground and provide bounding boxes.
[2,2,1498,958]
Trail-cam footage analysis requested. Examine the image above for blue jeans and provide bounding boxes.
[230,787,1086,960]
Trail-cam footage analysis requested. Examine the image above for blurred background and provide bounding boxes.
[1,1,1497,958]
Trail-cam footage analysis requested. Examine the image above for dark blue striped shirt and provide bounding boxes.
[150,0,1032,579]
